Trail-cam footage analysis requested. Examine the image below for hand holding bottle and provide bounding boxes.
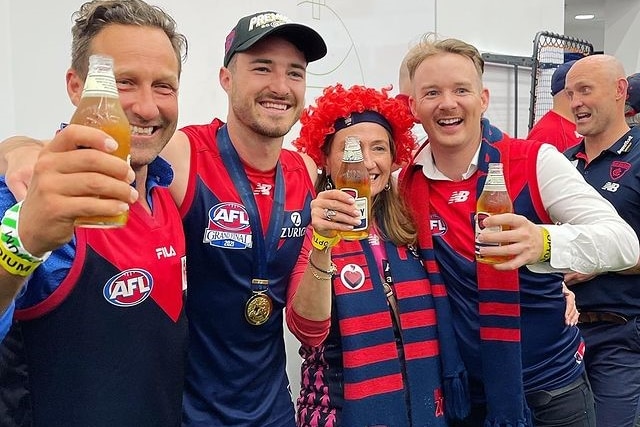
[17,125,136,257]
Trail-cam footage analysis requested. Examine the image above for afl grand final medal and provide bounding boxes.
[245,291,273,326]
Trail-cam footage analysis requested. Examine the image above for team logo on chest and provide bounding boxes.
[203,202,253,249]
[429,214,448,236]
[103,269,153,307]
[610,160,631,181]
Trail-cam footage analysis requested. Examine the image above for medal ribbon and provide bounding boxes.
[216,126,285,297]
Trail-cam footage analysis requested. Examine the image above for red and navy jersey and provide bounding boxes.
[565,126,640,316]
[180,119,314,427]
[527,110,582,152]
[0,187,188,427]
[426,137,584,400]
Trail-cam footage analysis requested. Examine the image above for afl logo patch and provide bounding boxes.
[103,269,153,307]
[429,214,448,236]
[208,202,250,231]
[340,263,365,290]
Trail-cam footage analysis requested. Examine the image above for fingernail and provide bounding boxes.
[130,188,139,203]
[104,138,118,151]
[127,169,135,183]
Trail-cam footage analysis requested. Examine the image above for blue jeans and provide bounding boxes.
[450,373,595,427]
[580,317,640,427]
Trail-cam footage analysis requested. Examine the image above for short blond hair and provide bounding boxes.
[406,34,484,82]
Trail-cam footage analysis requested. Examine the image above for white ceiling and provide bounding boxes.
[564,0,606,51]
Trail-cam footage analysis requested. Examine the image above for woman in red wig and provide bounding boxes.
[286,84,469,427]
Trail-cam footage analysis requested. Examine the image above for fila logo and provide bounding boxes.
[448,191,470,203]
[156,246,177,259]
[601,182,620,192]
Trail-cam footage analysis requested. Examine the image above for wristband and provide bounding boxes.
[311,230,340,252]
[539,227,551,262]
[308,256,338,277]
[0,239,41,276]
[1,201,51,263]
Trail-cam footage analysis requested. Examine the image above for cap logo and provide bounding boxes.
[247,12,292,32]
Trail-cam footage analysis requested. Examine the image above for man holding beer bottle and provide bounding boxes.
[0,1,188,426]
[399,35,638,426]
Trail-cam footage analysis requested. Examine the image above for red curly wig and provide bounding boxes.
[293,84,417,167]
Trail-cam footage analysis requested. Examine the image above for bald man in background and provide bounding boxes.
[564,54,640,427]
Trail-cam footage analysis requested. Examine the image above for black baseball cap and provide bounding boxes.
[223,11,327,67]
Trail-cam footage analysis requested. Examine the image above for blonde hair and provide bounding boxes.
[405,33,484,82]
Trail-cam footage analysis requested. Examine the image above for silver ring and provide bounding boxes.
[324,208,337,221]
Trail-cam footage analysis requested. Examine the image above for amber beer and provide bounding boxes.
[70,54,131,228]
[475,162,513,264]
[335,136,370,240]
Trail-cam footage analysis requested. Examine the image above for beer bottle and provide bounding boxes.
[335,136,370,240]
[70,54,131,228]
[475,162,513,264]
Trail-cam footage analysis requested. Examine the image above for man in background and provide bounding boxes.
[528,59,582,151]
[564,54,640,427]
[625,72,640,127]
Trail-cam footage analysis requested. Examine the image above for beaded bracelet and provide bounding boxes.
[0,239,41,276]
[311,230,340,252]
[539,227,551,262]
[308,256,338,277]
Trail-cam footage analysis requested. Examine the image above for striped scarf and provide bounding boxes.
[329,236,468,426]
[400,119,533,426]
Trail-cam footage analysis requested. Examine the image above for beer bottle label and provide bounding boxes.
[82,70,119,99]
[474,211,501,246]
[342,187,368,231]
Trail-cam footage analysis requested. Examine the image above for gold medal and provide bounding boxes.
[245,292,273,326]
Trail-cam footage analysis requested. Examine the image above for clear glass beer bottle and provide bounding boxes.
[335,136,370,240]
[70,54,131,228]
[475,162,513,264]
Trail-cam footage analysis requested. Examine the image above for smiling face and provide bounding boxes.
[410,52,489,152]
[67,24,180,170]
[325,122,394,197]
[221,35,307,139]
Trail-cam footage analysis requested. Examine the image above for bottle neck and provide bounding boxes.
[82,65,118,99]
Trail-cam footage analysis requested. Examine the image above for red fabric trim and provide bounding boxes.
[431,283,447,297]
[400,309,436,328]
[395,279,431,298]
[343,342,397,368]
[479,302,520,317]
[178,118,225,217]
[480,327,521,342]
[344,373,404,400]
[404,340,440,360]
[339,311,390,335]
[14,230,88,321]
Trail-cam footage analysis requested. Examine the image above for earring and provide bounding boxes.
[324,177,334,191]
[384,182,391,191]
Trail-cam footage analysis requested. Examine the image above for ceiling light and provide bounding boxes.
[575,14,595,20]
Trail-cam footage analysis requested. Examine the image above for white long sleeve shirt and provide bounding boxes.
[414,142,639,274]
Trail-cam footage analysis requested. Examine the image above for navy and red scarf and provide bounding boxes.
[326,235,468,426]
[400,119,534,426]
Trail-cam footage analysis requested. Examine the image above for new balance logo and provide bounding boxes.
[601,182,619,192]
[448,191,470,203]
[253,183,272,196]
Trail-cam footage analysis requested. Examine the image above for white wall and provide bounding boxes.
[0,0,15,137]
[604,0,640,75]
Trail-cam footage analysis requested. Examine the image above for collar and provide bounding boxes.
[567,126,638,160]
[146,155,174,188]
[414,141,481,181]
